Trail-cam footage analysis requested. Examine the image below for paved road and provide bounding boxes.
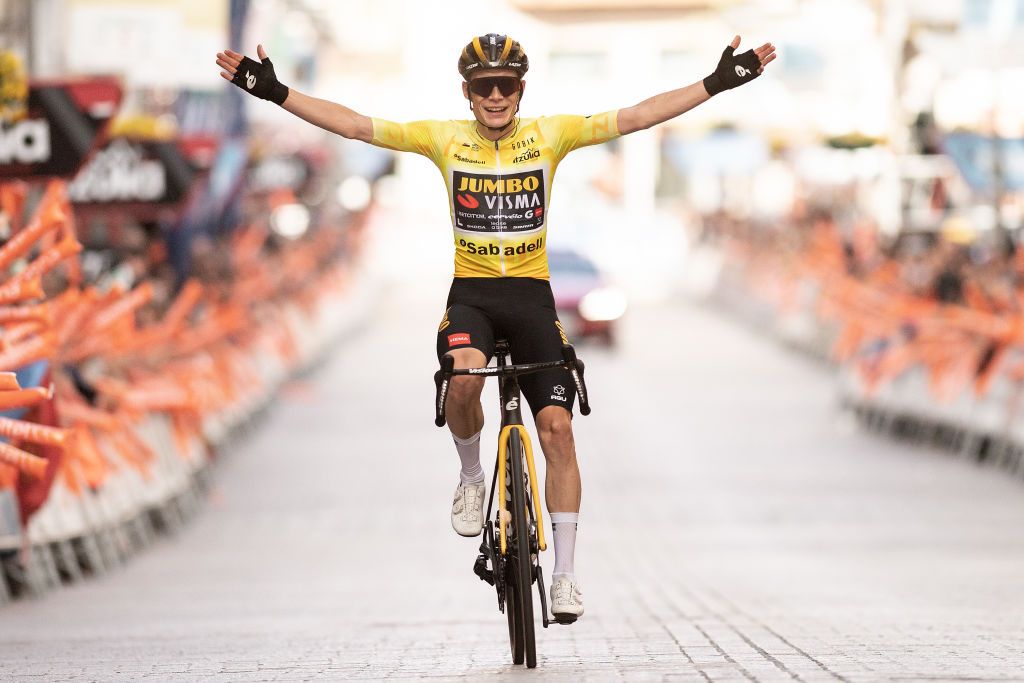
[2,290,1024,682]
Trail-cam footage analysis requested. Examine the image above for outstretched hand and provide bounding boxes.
[703,35,777,97]
[215,44,289,105]
[729,35,776,74]
[215,44,269,82]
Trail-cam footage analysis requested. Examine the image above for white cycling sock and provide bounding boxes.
[550,512,578,581]
[453,430,484,484]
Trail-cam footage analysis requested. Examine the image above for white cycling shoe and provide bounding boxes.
[550,575,584,624]
[451,480,485,537]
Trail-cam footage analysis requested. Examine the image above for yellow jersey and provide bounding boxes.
[370,112,620,279]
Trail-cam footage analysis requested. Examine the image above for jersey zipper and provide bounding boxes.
[494,139,505,276]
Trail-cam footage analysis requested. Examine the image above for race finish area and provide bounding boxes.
[0,294,1022,681]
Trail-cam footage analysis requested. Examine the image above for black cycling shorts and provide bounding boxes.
[436,277,575,417]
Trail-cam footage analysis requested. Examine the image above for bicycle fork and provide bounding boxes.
[474,422,551,627]
[497,424,546,556]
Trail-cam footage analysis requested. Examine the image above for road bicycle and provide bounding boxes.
[433,340,590,669]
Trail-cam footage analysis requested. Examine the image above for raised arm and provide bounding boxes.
[279,89,374,144]
[616,36,776,136]
[216,45,374,143]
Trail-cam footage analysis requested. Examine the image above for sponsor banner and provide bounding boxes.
[0,76,122,179]
[68,137,195,207]
[452,168,545,234]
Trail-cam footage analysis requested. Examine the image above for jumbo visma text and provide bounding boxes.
[457,175,541,194]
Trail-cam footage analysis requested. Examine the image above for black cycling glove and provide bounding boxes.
[703,45,761,96]
[230,55,289,105]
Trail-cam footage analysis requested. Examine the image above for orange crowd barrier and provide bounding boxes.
[718,225,1024,405]
[0,176,364,589]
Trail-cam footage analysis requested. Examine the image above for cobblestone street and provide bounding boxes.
[2,293,1023,681]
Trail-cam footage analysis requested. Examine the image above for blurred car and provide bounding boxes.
[548,248,627,346]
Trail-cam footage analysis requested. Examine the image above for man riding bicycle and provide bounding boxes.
[216,33,775,622]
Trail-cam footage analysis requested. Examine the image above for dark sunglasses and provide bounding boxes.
[468,76,521,98]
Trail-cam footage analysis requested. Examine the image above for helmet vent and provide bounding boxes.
[458,33,529,80]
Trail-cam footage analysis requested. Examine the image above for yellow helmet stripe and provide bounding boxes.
[498,36,513,64]
[472,37,487,63]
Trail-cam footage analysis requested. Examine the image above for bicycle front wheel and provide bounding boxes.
[504,427,537,668]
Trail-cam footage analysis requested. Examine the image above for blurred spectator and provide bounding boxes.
[932,247,965,304]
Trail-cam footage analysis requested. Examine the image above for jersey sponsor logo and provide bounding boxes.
[453,153,485,165]
[438,307,451,332]
[489,207,542,220]
[452,168,546,234]
[448,332,471,347]
[458,236,543,257]
[456,193,479,209]
[457,175,540,194]
[512,149,540,164]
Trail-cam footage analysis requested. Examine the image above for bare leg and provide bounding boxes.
[535,405,580,513]
[445,348,487,439]
[536,405,583,601]
[445,348,490,537]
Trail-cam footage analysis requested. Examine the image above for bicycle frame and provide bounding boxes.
[433,341,590,643]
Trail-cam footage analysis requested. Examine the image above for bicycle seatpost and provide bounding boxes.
[434,354,455,427]
[561,345,591,416]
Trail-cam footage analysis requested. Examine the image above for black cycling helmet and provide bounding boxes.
[458,33,529,80]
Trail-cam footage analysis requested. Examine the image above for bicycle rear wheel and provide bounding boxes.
[506,571,523,663]
[504,427,537,668]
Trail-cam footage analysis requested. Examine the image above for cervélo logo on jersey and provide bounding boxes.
[452,169,545,234]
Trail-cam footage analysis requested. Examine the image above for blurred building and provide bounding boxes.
[3,0,1023,283]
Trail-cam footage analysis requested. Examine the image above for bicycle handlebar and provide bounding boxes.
[433,346,591,427]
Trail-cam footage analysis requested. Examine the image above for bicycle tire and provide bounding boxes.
[506,570,523,663]
[504,434,525,665]
[506,428,537,668]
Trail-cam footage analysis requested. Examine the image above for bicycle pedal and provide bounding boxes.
[473,554,494,585]
[552,614,578,625]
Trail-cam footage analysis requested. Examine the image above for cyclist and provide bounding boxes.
[216,33,775,622]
